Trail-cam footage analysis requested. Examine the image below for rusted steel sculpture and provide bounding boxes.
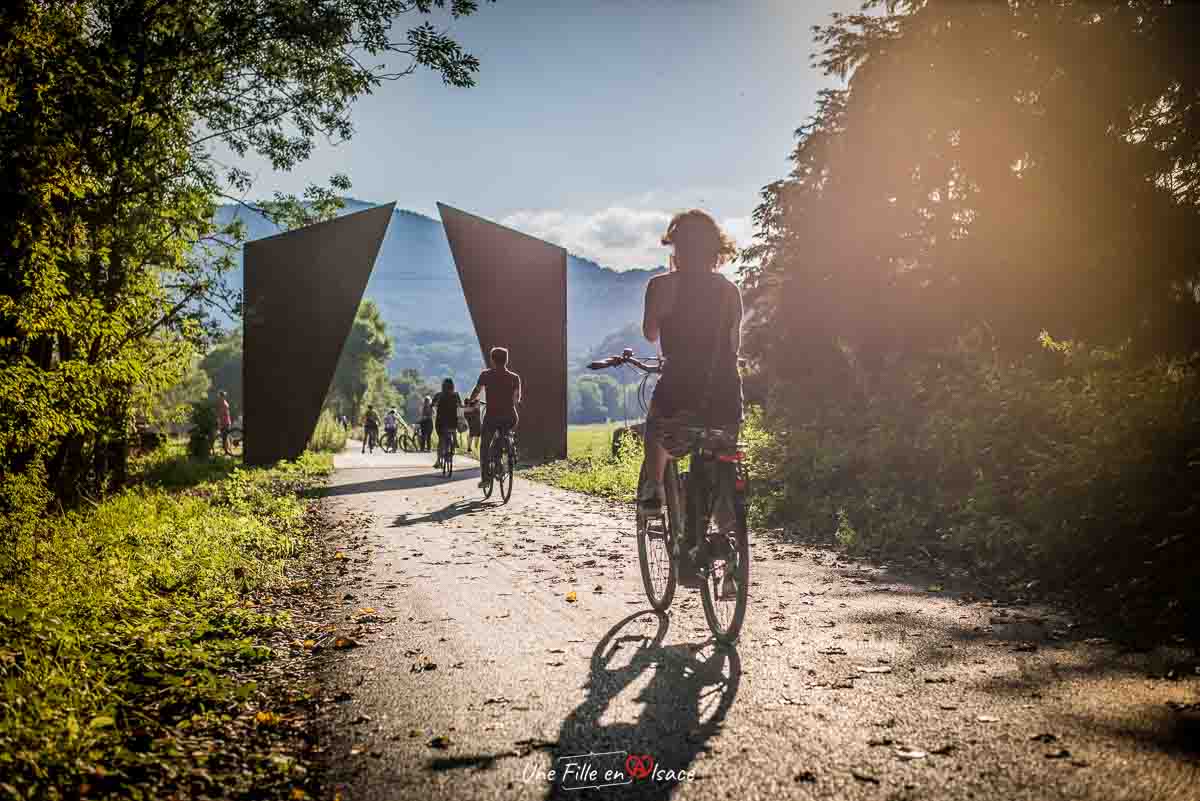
[438,203,568,462]
[243,203,395,465]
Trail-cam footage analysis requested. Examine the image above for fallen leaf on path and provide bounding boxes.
[428,735,452,749]
[333,637,359,649]
[565,591,578,603]
[895,748,927,760]
[976,715,1000,723]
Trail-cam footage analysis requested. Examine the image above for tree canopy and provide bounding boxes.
[1,0,493,511]
[742,0,1200,388]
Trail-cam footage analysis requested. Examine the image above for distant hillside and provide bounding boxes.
[212,199,662,382]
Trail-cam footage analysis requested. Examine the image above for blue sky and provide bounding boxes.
[224,0,858,269]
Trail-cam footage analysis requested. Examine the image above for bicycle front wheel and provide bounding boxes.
[637,461,678,612]
[699,463,749,645]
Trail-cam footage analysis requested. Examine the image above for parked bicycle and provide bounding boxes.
[213,424,244,458]
[589,350,750,645]
[475,401,517,503]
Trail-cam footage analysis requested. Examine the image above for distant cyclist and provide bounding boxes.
[467,347,521,489]
[383,408,399,451]
[638,209,743,513]
[432,379,462,469]
[362,405,381,454]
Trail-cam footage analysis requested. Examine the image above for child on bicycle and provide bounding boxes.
[432,379,462,469]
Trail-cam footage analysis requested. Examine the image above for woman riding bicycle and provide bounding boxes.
[639,209,743,513]
[432,378,462,470]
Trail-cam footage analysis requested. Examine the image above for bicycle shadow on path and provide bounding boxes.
[320,465,483,498]
[544,610,742,800]
[390,498,496,527]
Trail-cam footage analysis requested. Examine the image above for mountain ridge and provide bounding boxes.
[212,198,659,386]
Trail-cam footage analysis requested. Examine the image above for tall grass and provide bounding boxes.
[308,408,348,452]
[0,449,333,799]
[526,429,645,501]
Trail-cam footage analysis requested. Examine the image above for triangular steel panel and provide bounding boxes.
[243,203,395,465]
[438,203,568,462]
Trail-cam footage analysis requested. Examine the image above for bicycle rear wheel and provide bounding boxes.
[699,462,749,645]
[224,427,244,458]
[498,436,515,503]
[637,461,678,612]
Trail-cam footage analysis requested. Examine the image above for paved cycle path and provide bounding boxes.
[315,444,1199,801]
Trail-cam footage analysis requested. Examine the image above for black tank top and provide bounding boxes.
[653,273,742,424]
[435,392,460,428]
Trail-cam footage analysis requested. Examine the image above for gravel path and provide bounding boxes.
[315,445,1199,800]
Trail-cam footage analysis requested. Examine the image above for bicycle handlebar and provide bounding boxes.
[587,351,662,374]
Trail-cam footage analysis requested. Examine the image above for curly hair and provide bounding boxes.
[661,209,737,271]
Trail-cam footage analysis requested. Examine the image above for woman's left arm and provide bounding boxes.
[642,278,659,343]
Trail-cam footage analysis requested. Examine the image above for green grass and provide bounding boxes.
[565,422,625,459]
[0,446,333,800]
[308,408,349,452]
[526,423,644,501]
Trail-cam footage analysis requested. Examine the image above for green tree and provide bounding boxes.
[743,0,1200,382]
[147,355,211,428]
[0,0,494,510]
[328,299,394,421]
[199,330,243,416]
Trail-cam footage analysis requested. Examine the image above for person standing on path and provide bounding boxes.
[467,346,521,488]
[464,398,482,454]
[216,391,233,451]
[419,395,434,452]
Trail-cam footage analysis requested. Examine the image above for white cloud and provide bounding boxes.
[501,205,756,271]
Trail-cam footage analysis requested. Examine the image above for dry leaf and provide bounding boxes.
[565,591,578,603]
